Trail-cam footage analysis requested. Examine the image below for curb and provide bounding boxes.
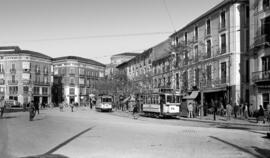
[178,117,269,127]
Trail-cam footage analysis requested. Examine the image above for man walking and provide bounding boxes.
[0,97,6,118]
[34,101,39,115]
[187,103,193,118]
[29,101,35,121]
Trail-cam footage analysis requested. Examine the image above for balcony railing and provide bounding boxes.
[254,34,270,47]
[22,80,31,85]
[8,80,18,85]
[201,78,229,89]
[252,70,270,82]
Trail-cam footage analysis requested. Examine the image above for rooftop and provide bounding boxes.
[0,46,52,60]
[53,56,105,67]
[112,52,140,57]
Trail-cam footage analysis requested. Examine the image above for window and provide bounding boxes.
[12,75,15,82]
[263,0,270,10]
[220,11,226,29]
[206,19,211,35]
[261,16,270,43]
[221,34,226,54]
[9,86,18,95]
[221,62,227,83]
[70,78,75,84]
[206,65,212,83]
[34,87,40,95]
[79,68,85,75]
[206,40,211,58]
[262,56,270,71]
[70,68,75,74]
[195,68,200,86]
[42,87,48,95]
[35,65,40,73]
[44,66,48,74]
[176,73,179,89]
[44,76,48,84]
[194,26,198,41]
[263,93,269,110]
[184,32,188,45]
[0,64,4,72]
[23,86,29,94]
[69,88,75,95]
[184,51,188,65]
[194,45,198,62]
[12,63,15,70]
[79,78,85,84]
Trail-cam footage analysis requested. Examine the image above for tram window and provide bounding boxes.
[147,96,151,104]
[102,98,112,102]
[176,96,180,103]
[167,95,173,103]
[160,95,165,104]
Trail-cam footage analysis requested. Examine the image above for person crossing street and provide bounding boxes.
[0,97,6,118]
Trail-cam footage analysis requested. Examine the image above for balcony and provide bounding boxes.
[254,34,270,48]
[201,78,229,89]
[22,80,31,85]
[8,80,18,85]
[10,69,16,73]
[34,81,50,86]
[252,70,270,82]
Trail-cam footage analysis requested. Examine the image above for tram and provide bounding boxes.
[95,95,113,112]
[142,89,181,118]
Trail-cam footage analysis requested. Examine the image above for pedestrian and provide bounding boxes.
[132,104,138,119]
[70,102,74,112]
[90,99,93,109]
[257,105,265,123]
[244,103,249,119]
[59,102,64,112]
[34,101,39,115]
[29,101,35,121]
[226,102,232,121]
[187,102,193,118]
[213,100,218,121]
[233,103,238,118]
[0,97,6,118]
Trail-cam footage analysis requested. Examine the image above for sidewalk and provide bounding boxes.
[179,115,270,127]
[112,109,269,127]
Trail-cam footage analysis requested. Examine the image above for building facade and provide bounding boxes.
[0,46,53,105]
[169,0,250,108]
[105,52,139,79]
[53,56,105,105]
[249,0,270,110]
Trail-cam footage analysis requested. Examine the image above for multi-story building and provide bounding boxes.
[0,46,53,105]
[53,56,105,105]
[249,0,270,110]
[170,0,250,107]
[105,52,139,79]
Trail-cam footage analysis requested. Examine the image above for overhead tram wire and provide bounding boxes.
[0,31,173,44]
[163,0,176,33]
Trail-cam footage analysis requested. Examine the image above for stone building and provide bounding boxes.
[249,0,270,110]
[105,52,139,79]
[170,0,250,107]
[52,56,105,105]
[0,46,53,105]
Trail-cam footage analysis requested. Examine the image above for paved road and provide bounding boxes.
[0,108,270,158]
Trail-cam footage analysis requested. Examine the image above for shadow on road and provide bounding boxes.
[216,125,250,130]
[210,136,266,158]
[21,126,95,158]
[252,147,270,158]
[0,116,17,119]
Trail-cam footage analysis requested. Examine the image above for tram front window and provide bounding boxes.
[166,95,174,103]
[102,98,112,102]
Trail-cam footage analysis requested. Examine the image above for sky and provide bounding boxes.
[0,0,223,64]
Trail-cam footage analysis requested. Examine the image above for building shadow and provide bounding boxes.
[209,136,264,158]
[251,146,270,158]
[20,126,95,158]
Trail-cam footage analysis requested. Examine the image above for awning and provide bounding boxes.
[183,91,199,100]
[203,87,226,93]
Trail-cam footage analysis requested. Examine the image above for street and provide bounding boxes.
[0,108,270,158]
